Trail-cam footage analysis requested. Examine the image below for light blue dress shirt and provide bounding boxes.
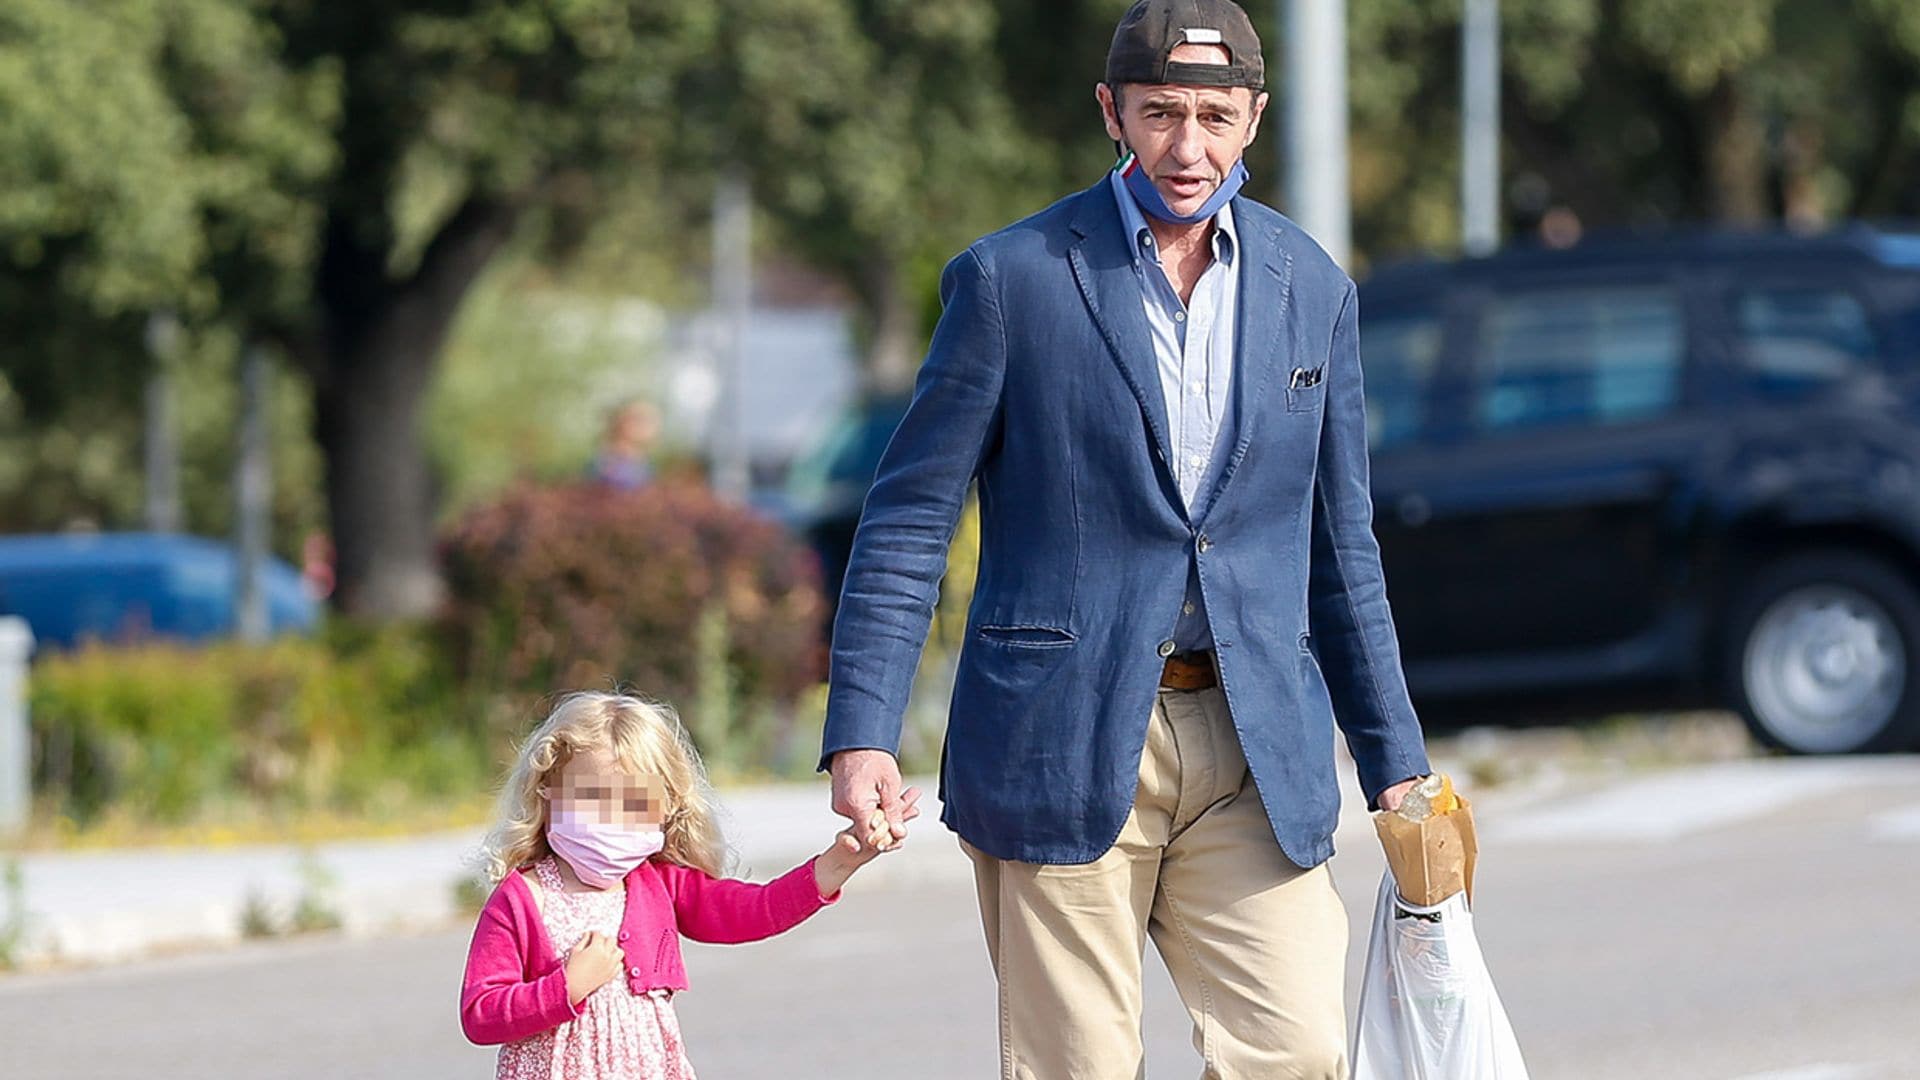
[1109,171,1240,654]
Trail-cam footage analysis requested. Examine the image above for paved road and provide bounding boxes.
[5,756,1918,1079]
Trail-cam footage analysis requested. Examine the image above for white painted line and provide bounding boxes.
[1725,1063,1877,1080]
[1489,759,1904,843]
[1868,803,1920,841]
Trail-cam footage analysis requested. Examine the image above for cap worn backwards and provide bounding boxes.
[1105,0,1265,92]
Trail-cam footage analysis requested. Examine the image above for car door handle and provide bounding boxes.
[1397,494,1432,528]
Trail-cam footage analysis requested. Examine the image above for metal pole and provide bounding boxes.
[1461,0,1501,256]
[234,343,272,643]
[1283,0,1352,268]
[709,171,753,503]
[143,312,182,534]
[0,617,34,834]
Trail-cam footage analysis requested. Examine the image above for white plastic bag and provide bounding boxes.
[1352,872,1530,1080]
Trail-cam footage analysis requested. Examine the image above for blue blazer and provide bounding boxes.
[821,181,1431,868]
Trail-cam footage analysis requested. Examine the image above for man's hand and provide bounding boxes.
[1376,776,1421,814]
[829,749,922,851]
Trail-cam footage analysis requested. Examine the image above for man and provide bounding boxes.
[588,400,658,491]
[823,1,1431,1075]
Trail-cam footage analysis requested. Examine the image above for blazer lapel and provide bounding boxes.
[1197,199,1293,521]
[1067,185,1176,476]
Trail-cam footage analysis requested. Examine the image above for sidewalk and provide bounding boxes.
[3,769,1398,970]
[0,780,906,969]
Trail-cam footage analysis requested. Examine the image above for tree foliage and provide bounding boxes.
[9,0,1920,621]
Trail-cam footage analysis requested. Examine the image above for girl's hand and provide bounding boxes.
[813,813,889,898]
[564,931,624,1005]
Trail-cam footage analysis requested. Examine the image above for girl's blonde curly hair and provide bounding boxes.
[479,691,728,883]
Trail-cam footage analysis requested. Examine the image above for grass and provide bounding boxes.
[0,859,25,970]
[1431,709,1757,796]
[450,873,492,916]
[237,850,343,939]
[8,795,496,853]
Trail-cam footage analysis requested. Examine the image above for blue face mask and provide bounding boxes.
[1116,149,1249,226]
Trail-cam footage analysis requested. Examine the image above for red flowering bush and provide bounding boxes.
[440,481,827,768]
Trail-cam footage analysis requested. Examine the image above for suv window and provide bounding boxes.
[1358,308,1444,451]
[1474,284,1684,433]
[1733,286,1877,399]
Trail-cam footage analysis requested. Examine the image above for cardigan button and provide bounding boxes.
[617,931,628,942]
[629,966,641,977]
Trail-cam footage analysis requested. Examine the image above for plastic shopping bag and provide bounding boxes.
[1351,872,1530,1080]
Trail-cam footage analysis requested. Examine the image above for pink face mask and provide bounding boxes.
[547,808,664,888]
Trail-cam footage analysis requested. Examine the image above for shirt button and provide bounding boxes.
[1197,535,1214,553]
[1183,601,1195,616]
[1188,454,1204,468]
[1189,381,1203,394]
[1157,639,1176,659]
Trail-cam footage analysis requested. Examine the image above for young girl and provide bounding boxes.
[460,691,892,1078]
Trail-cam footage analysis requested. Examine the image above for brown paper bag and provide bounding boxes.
[1373,794,1478,906]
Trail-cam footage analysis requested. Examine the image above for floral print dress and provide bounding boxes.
[495,856,697,1080]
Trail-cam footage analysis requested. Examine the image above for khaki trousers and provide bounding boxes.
[964,685,1349,1079]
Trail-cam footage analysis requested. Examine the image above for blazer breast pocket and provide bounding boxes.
[1286,379,1327,412]
[1286,364,1327,412]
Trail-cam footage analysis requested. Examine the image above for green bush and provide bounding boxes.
[439,480,827,774]
[22,481,830,835]
[27,629,488,828]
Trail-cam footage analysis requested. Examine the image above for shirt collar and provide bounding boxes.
[1108,169,1239,270]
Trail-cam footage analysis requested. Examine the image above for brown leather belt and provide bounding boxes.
[1160,649,1218,691]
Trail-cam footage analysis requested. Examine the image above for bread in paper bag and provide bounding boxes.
[1373,775,1478,906]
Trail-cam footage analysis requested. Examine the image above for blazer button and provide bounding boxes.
[1197,535,1214,553]
[1157,639,1176,659]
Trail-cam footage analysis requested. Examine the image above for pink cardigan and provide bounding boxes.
[459,856,833,1045]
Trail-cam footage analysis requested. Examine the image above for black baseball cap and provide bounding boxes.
[1106,0,1265,91]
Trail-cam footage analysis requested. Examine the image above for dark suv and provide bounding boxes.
[1361,227,1920,754]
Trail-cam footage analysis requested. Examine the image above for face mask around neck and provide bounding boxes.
[1116,148,1249,226]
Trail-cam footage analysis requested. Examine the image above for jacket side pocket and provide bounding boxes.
[975,624,1077,649]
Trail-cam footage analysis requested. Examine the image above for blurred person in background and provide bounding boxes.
[820,1,1432,1076]
[301,531,335,601]
[589,400,660,491]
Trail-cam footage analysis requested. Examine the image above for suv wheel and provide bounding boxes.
[1726,551,1920,754]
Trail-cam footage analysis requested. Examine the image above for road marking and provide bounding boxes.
[1490,759,1914,843]
[1726,1064,1878,1080]
[1868,803,1920,841]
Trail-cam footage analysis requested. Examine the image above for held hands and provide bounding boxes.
[813,811,892,897]
[818,750,924,898]
[563,930,624,1006]
[828,749,922,851]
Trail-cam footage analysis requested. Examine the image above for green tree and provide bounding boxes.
[1344,0,1920,258]
[0,0,332,543]
[719,0,1050,393]
[259,0,722,619]
[5,0,1055,618]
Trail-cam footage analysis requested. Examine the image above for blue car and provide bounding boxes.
[0,533,319,650]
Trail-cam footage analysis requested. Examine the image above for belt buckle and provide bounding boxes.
[1161,650,1213,690]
